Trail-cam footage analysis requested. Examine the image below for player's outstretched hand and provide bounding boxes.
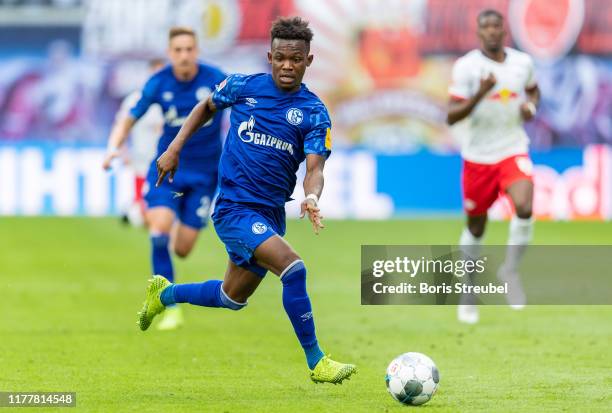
[156,150,179,186]
[102,150,120,171]
[520,101,537,122]
[300,198,325,235]
[478,73,496,95]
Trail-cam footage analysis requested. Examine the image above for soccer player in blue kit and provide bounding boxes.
[137,17,357,384]
[104,27,226,330]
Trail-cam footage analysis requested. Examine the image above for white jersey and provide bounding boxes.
[116,91,163,175]
[449,47,537,164]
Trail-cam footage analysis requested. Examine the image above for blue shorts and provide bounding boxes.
[212,195,286,277]
[144,164,217,230]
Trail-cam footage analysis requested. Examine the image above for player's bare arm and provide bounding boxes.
[102,115,136,170]
[520,84,540,122]
[300,154,325,235]
[155,95,217,186]
[446,73,496,125]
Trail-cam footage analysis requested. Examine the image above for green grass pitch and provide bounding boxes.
[1,218,611,412]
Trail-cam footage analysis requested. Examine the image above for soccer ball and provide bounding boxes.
[385,352,440,405]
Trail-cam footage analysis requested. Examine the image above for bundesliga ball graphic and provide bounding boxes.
[385,352,440,406]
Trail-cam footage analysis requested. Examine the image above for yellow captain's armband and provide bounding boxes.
[325,128,332,150]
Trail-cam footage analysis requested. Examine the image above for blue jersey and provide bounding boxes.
[211,73,332,207]
[130,62,226,173]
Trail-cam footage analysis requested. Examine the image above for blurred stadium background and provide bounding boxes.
[2,2,612,412]
[0,0,610,221]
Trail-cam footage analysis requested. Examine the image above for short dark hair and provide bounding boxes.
[477,9,503,24]
[270,16,313,46]
[168,26,197,42]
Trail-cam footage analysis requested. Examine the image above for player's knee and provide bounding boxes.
[278,253,302,274]
[147,216,173,234]
[467,223,485,238]
[173,244,192,259]
[514,201,533,219]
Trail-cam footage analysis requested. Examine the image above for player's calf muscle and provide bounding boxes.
[173,240,196,258]
[222,284,253,305]
[172,225,200,258]
[222,264,262,303]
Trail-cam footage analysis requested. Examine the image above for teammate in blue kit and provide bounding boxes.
[104,27,226,330]
[137,17,356,384]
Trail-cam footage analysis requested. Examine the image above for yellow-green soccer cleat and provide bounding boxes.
[137,275,171,331]
[310,355,357,384]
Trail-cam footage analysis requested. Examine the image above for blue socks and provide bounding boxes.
[304,343,325,370]
[160,280,246,310]
[151,234,174,282]
[158,259,324,370]
[160,285,177,306]
[281,260,324,369]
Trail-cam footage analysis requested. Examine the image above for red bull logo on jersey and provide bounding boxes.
[237,115,294,155]
[489,88,519,103]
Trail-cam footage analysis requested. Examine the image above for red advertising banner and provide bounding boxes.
[237,0,295,41]
[577,0,612,54]
[423,0,611,56]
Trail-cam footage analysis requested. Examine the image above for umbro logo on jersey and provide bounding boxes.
[162,91,173,101]
[245,97,258,107]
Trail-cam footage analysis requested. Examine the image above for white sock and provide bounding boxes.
[504,216,534,272]
[459,227,483,260]
[459,228,483,305]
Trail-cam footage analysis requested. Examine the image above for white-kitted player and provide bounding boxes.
[447,9,541,323]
